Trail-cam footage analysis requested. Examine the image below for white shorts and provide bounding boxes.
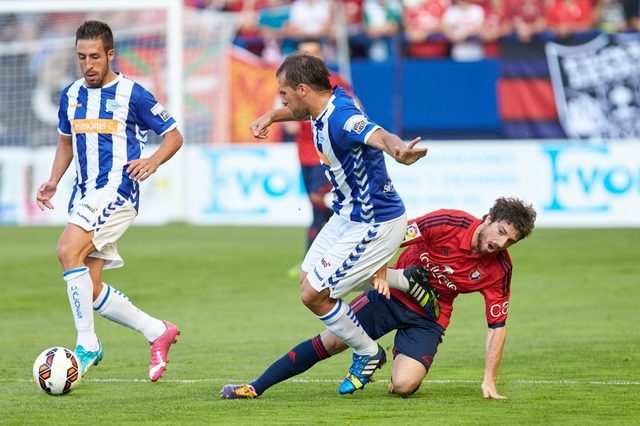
[302,212,407,300]
[68,189,136,269]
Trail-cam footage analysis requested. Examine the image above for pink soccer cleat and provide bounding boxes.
[149,321,180,382]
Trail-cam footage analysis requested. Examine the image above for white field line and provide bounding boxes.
[3,378,640,385]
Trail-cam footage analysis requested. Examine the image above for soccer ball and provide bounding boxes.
[32,347,81,395]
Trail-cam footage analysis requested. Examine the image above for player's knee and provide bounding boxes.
[300,285,321,307]
[391,378,422,397]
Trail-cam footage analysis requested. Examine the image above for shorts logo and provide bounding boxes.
[343,114,369,134]
[79,202,97,213]
[105,99,122,112]
[422,355,432,367]
[403,223,421,243]
[321,258,331,268]
[76,212,91,224]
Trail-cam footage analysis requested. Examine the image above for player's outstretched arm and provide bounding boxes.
[36,135,73,211]
[481,326,507,400]
[367,128,428,165]
[250,107,298,139]
[127,128,183,182]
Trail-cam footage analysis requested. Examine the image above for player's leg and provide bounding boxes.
[57,222,103,375]
[389,315,444,397]
[302,214,406,394]
[389,355,427,397]
[220,332,342,399]
[220,290,398,399]
[305,165,332,249]
[386,267,440,319]
[87,199,179,382]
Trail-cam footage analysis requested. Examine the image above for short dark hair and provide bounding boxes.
[76,20,114,53]
[487,197,537,240]
[276,52,332,92]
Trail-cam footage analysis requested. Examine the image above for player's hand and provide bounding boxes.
[127,157,161,182]
[250,114,273,139]
[394,137,428,165]
[36,181,57,211]
[481,382,507,400]
[370,272,391,300]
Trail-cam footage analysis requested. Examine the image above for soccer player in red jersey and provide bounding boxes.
[220,197,536,400]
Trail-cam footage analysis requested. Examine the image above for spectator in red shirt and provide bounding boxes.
[220,197,537,400]
[546,0,596,37]
[510,0,548,42]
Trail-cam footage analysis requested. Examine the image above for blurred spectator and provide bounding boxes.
[480,0,513,42]
[258,0,291,63]
[441,0,485,61]
[403,0,450,57]
[595,0,628,33]
[362,0,402,61]
[287,0,334,40]
[403,0,450,42]
[624,0,640,30]
[546,0,595,38]
[509,0,547,42]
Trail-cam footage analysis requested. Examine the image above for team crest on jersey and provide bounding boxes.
[343,114,369,134]
[151,102,171,122]
[105,99,122,112]
[403,223,421,243]
[469,268,483,281]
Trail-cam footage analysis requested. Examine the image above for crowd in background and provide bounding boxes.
[186,0,640,61]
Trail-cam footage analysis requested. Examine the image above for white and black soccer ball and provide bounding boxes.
[32,347,81,395]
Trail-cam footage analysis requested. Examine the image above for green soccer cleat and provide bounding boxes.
[75,340,104,376]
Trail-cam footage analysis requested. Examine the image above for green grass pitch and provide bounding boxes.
[0,225,638,424]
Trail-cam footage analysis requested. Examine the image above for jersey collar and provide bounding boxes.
[460,218,482,252]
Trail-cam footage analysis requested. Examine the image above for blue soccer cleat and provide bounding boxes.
[339,344,387,395]
[75,340,104,376]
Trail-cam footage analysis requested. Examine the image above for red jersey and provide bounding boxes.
[296,73,352,166]
[390,209,512,331]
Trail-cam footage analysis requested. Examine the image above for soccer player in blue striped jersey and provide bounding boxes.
[36,21,183,382]
[250,52,429,394]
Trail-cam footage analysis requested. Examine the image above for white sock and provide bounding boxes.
[386,268,410,291]
[63,267,98,351]
[93,283,166,342]
[318,299,377,356]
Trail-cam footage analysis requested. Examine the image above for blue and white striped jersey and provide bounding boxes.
[58,73,177,212]
[312,87,405,223]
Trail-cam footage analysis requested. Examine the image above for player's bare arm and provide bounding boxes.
[482,326,507,400]
[250,107,298,139]
[127,128,183,182]
[36,135,73,211]
[366,128,428,165]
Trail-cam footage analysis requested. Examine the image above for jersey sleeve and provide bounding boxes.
[481,253,512,328]
[134,86,177,136]
[329,107,380,150]
[57,89,71,136]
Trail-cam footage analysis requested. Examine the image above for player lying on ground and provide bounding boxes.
[221,197,536,399]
